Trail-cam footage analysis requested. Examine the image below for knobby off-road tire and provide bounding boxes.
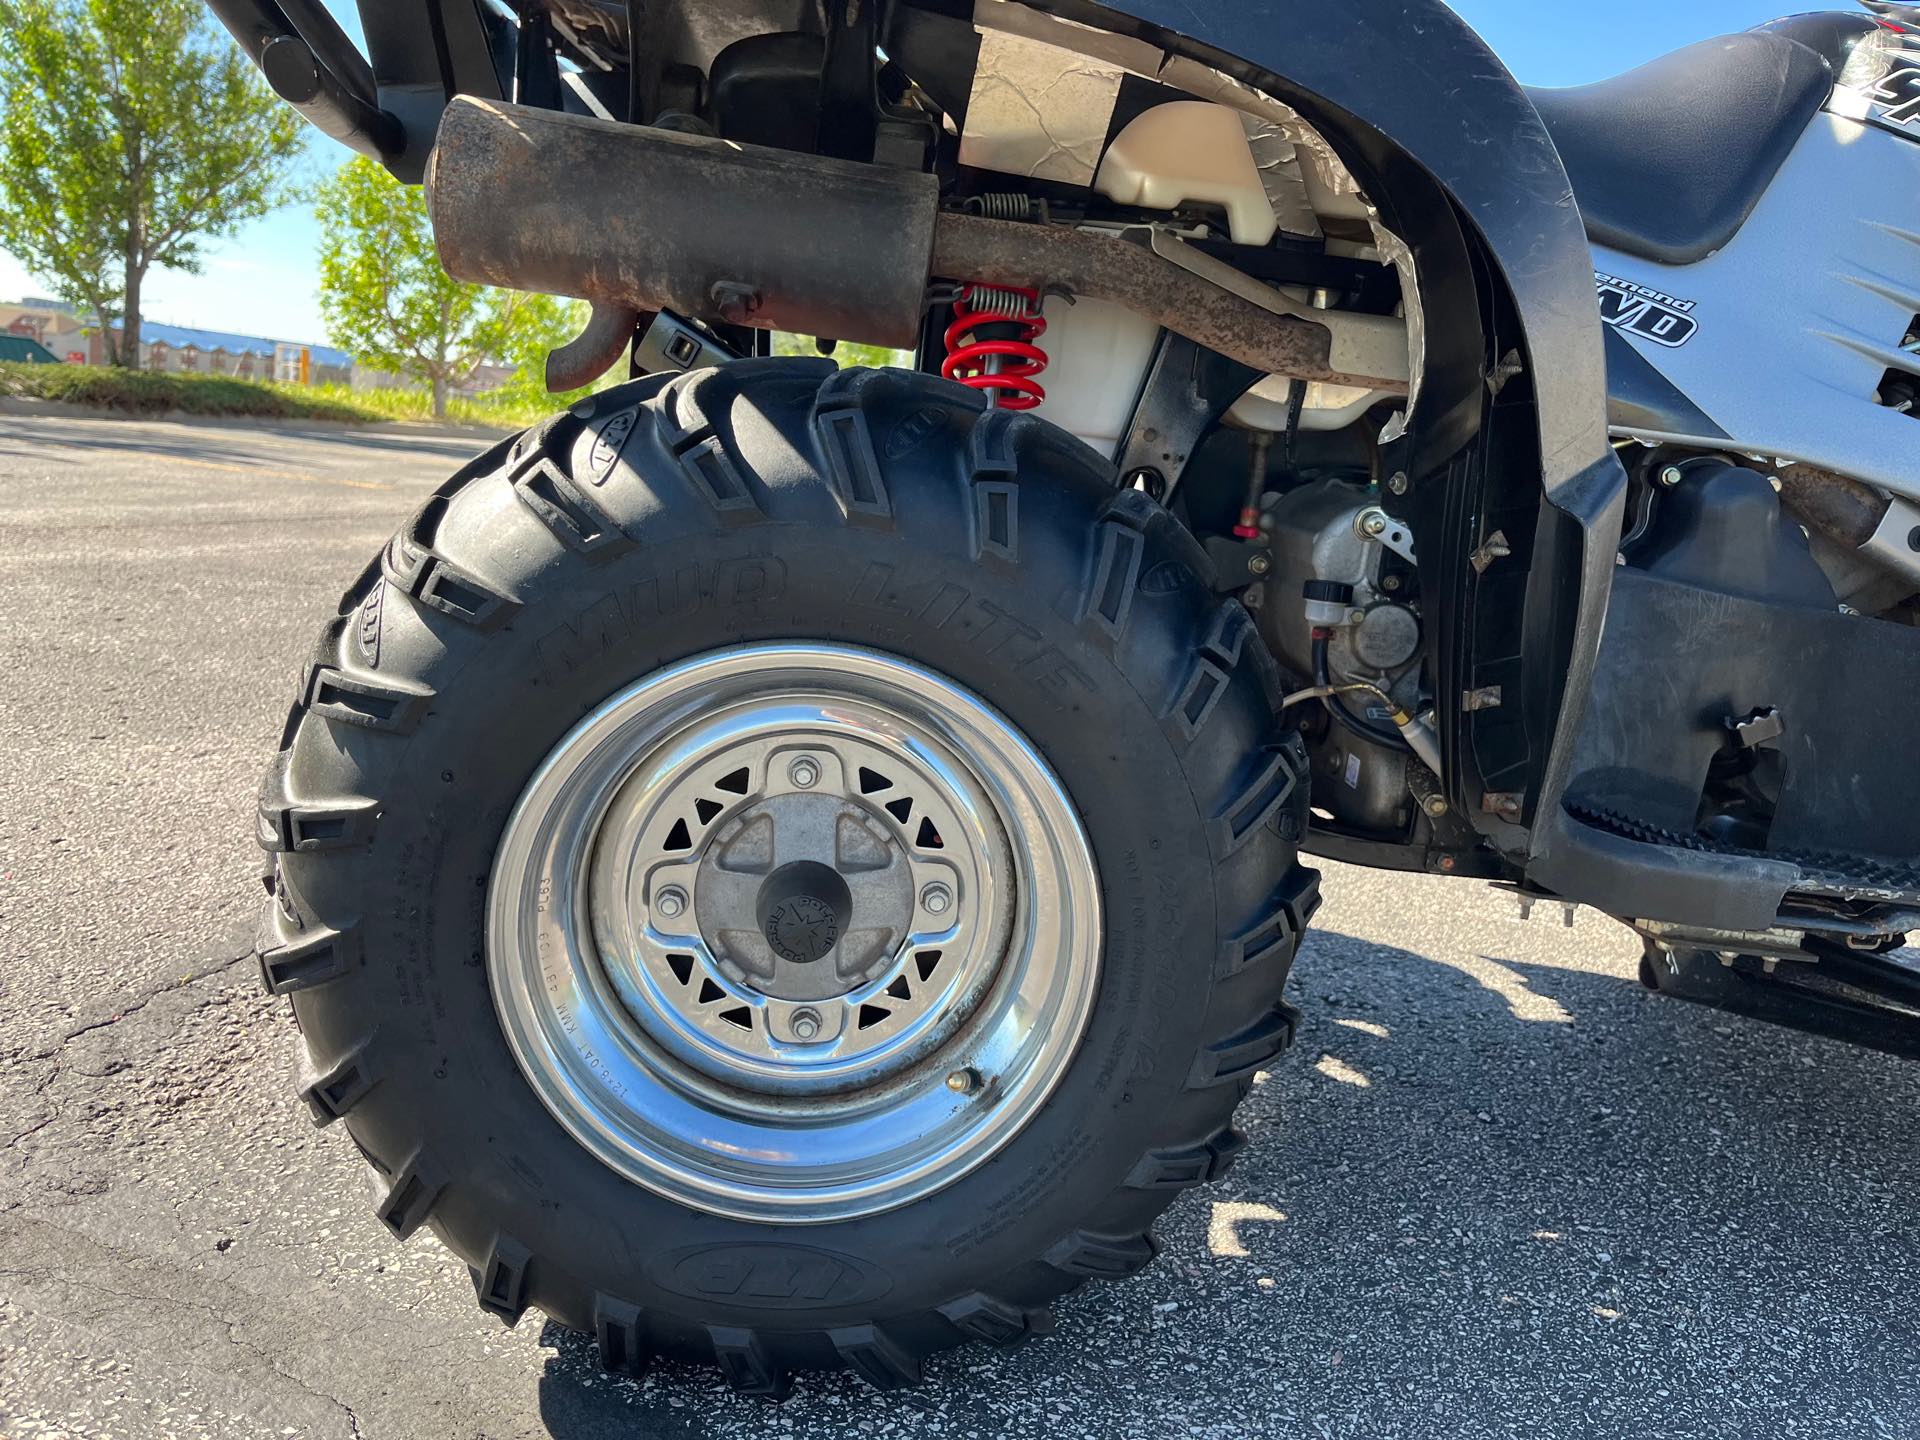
[257,360,1320,1394]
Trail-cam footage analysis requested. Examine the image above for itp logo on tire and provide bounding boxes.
[356,579,384,667]
[1596,270,1698,349]
[650,1243,892,1309]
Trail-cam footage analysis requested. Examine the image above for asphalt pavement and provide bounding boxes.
[3,406,1917,1440]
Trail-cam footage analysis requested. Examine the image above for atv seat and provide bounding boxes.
[1527,30,1843,266]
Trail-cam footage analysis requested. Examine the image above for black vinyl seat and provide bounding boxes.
[1526,31,1843,266]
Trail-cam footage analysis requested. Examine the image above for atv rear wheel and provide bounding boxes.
[259,360,1319,1392]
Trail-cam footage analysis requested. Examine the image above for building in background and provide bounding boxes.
[0,297,351,384]
[0,296,513,398]
[1,297,91,363]
[139,321,353,385]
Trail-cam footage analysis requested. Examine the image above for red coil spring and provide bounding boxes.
[941,284,1048,410]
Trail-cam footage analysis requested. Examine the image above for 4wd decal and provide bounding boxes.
[1596,271,1698,349]
[1870,62,1920,129]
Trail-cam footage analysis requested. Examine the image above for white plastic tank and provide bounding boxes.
[1029,295,1161,457]
[1093,100,1278,247]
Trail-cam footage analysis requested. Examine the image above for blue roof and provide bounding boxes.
[137,319,353,369]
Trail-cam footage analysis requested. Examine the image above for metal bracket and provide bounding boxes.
[1114,331,1262,503]
[1637,935,1920,1062]
[1480,790,1524,823]
[1485,348,1524,397]
[1355,505,1418,564]
[1726,706,1785,751]
[1501,885,1577,926]
[1461,685,1503,712]
[1862,494,1920,588]
[1202,535,1274,591]
[1468,529,1512,575]
[634,310,742,377]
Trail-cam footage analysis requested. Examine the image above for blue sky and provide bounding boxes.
[0,0,1813,343]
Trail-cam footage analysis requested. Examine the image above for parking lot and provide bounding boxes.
[3,407,1917,1439]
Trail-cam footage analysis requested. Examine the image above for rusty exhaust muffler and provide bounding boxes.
[428,98,941,350]
[428,98,1397,390]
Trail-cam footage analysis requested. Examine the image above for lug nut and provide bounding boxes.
[791,1007,822,1040]
[789,757,820,789]
[946,1067,980,1094]
[921,882,953,915]
[655,885,688,919]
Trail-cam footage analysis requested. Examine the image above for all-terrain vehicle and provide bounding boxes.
[211,0,1920,1393]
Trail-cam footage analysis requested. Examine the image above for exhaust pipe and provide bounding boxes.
[428,99,940,349]
[1777,462,1920,591]
[428,98,1398,390]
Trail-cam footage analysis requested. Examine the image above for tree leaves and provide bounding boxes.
[0,0,305,366]
[313,156,587,419]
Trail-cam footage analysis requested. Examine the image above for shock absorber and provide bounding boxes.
[941,284,1049,410]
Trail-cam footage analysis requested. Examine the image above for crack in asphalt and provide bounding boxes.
[25,948,256,1063]
[1,1116,56,1153]
[4,946,258,1153]
[0,1260,368,1438]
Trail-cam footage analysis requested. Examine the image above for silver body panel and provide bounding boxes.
[1596,108,1920,503]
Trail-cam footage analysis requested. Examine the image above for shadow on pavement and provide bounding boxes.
[0,414,496,472]
[520,926,1920,1435]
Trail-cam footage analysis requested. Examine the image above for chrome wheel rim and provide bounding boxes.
[487,643,1101,1223]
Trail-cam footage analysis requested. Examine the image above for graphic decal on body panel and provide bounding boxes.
[1596,271,1698,349]
[1871,62,1920,127]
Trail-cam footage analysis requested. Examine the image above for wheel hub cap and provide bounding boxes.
[487,643,1101,1223]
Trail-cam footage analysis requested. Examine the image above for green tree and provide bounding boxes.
[0,0,304,366]
[315,156,556,419]
[491,291,596,411]
[773,333,910,369]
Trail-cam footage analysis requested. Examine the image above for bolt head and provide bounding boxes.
[789,758,820,789]
[921,882,953,915]
[1423,794,1448,818]
[1125,467,1165,498]
[1247,551,1272,576]
[791,1008,821,1040]
[1387,471,1410,496]
[655,885,688,919]
[1658,464,1684,487]
[1359,509,1389,537]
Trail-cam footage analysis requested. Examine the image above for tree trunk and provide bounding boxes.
[433,302,451,420]
[123,134,144,371]
[97,310,122,368]
[121,256,144,372]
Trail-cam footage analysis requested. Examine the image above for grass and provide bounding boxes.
[0,362,555,429]
[1,337,916,431]
[0,360,379,421]
[292,381,557,429]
